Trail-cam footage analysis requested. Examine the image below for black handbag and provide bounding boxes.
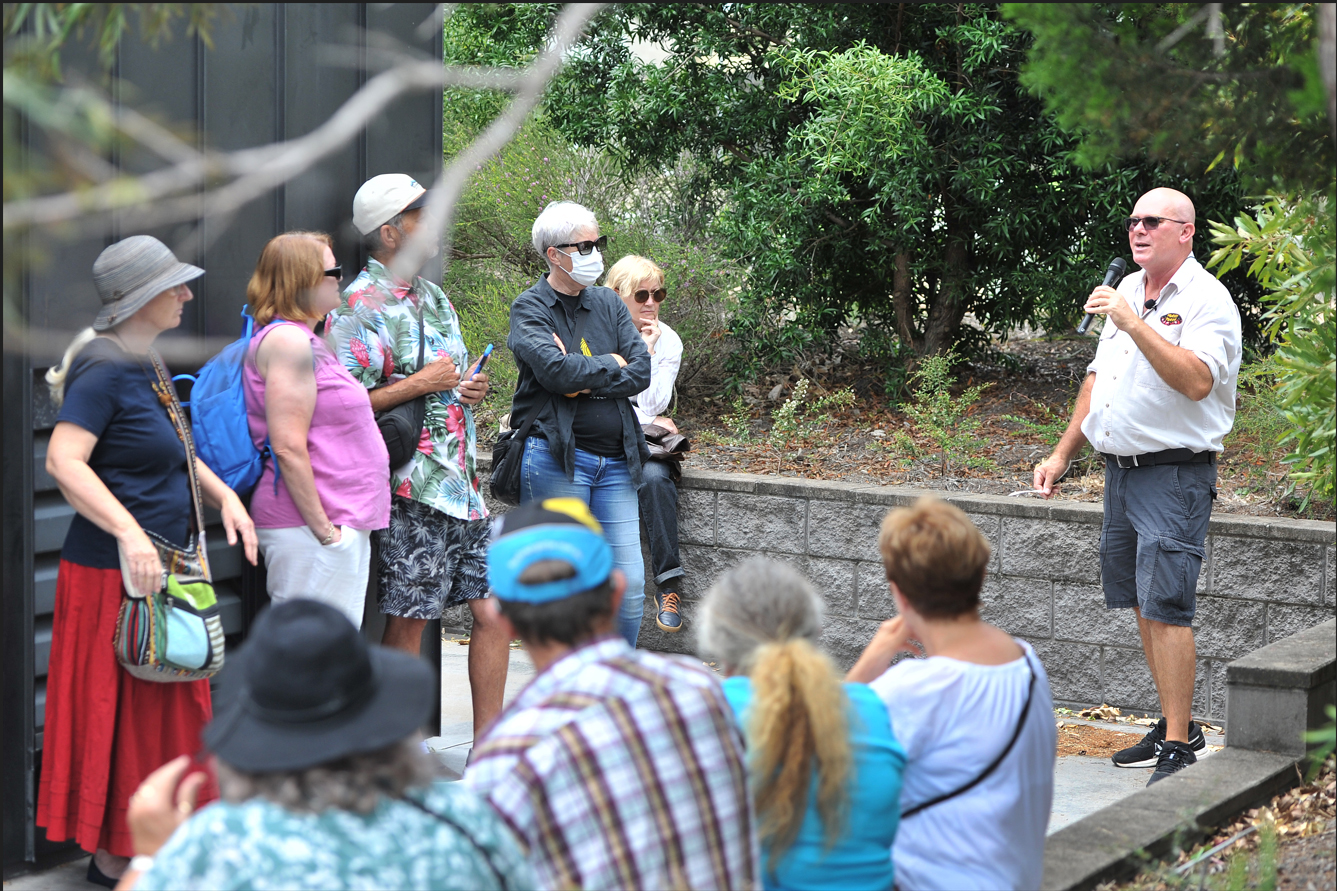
[490,306,590,505]
[377,291,427,469]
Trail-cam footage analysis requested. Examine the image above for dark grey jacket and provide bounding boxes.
[507,274,652,486]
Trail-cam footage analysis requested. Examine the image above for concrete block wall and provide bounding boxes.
[636,469,1336,723]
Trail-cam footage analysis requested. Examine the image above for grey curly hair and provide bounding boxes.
[696,556,825,669]
[216,735,440,815]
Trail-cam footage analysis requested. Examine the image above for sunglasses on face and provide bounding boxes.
[633,287,667,304]
[324,266,342,279]
[552,235,608,256]
[1125,216,1189,232]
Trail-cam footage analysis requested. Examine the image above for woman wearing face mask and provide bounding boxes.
[505,201,652,646]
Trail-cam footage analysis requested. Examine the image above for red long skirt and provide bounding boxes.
[36,560,218,856]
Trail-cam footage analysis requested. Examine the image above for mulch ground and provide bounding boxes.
[673,333,1333,522]
[1055,723,1143,758]
[1100,756,1336,891]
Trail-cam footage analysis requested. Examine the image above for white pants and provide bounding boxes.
[254,526,372,628]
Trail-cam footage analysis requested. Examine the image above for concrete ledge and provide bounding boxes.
[1225,618,1337,755]
[1041,748,1300,891]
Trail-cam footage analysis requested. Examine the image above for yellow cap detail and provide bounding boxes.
[540,498,604,534]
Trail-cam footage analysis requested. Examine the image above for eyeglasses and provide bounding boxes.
[323,266,343,279]
[1125,216,1189,232]
[552,235,608,256]
[633,287,667,304]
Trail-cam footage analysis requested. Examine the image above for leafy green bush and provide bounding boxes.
[768,379,855,448]
[901,353,994,478]
[1208,194,1336,509]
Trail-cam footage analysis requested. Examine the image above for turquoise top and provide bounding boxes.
[723,676,907,891]
[134,780,534,891]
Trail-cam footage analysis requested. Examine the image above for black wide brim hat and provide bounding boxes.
[203,600,434,773]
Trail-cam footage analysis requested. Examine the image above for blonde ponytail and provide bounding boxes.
[747,637,852,866]
[45,327,98,406]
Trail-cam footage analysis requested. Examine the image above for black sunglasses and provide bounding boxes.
[1125,216,1189,232]
[633,287,667,304]
[323,266,343,279]
[552,235,608,256]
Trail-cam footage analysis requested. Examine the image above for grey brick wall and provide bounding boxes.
[634,470,1336,723]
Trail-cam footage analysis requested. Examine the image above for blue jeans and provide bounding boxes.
[521,436,645,646]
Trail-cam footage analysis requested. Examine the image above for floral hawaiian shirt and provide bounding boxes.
[327,259,487,521]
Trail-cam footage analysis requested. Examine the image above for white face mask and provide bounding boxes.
[561,247,604,287]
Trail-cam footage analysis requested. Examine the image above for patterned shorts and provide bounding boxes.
[377,497,490,619]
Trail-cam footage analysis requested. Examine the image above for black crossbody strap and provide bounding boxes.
[900,652,1038,820]
[514,304,592,439]
[397,794,508,890]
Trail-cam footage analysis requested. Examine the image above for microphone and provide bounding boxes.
[1144,298,1158,311]
[1076,257,1129,335]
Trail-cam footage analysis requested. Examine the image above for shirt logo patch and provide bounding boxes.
[1160,313,1183,326]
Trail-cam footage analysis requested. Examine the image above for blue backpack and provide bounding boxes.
[182,306,272,496]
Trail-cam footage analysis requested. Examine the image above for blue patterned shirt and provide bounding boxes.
[133,781,534,890]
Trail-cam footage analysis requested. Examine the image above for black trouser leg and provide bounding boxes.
[638,459,684,590]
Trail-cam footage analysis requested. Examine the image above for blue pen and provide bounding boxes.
[469,343,494,379]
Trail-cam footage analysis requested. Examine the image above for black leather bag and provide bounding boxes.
[377,293,426,468]
[490,306,590,505]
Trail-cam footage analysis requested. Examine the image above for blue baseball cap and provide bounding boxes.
[488,498,614,604]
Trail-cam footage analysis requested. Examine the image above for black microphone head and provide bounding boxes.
[1107,257,1127,277]
[1144,298,1158,310]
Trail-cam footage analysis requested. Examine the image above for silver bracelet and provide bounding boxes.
[129,854,155,873]
[319,523,337,545]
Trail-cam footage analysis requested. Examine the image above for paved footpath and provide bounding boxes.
[3,643,1225,890]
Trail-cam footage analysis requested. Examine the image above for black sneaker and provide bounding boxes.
[655,590,683,633]
[1147,739,1197,785]
[1111,718,1206,768]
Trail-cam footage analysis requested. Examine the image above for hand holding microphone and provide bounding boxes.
[1076,257,1128,334]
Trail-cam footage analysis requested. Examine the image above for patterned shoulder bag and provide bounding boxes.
[112,349,226,682]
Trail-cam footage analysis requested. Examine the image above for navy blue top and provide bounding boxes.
[57,338,191,569]
[723,676,907,891]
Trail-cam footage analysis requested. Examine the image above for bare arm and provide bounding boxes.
[846,617,915,683]
[47,422,163,596]
[367,355,460,412]
[257,327,339,542]
[1084,286,1213,400]
[1033,372,1094,496]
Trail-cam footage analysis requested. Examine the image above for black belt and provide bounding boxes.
[1103,449,1215,469]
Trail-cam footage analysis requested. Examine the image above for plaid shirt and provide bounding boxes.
[465,636,759,891]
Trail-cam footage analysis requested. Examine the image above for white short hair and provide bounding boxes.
[531,201,599,260]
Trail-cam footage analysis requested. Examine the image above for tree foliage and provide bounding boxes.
[1208,195,1336,506]
[1003,3,1335,193]
[447,2,1264,380]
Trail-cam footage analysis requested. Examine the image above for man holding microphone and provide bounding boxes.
[1034,187,1242,785]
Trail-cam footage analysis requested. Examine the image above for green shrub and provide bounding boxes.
[902,352,994,477]
[1208,194,1336,510]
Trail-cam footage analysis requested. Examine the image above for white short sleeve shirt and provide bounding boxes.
[869,641,1056,891]
[1082,255,1242,456]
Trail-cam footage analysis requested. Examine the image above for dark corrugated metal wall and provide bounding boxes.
[3,4,443,874]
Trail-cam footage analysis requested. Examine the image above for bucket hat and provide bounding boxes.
[353,173,431,235]
[92,235,204,331]
[203,599,434,772]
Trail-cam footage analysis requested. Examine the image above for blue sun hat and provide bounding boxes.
[487,498,614,603]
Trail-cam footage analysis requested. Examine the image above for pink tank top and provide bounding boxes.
[243,321,391,530]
